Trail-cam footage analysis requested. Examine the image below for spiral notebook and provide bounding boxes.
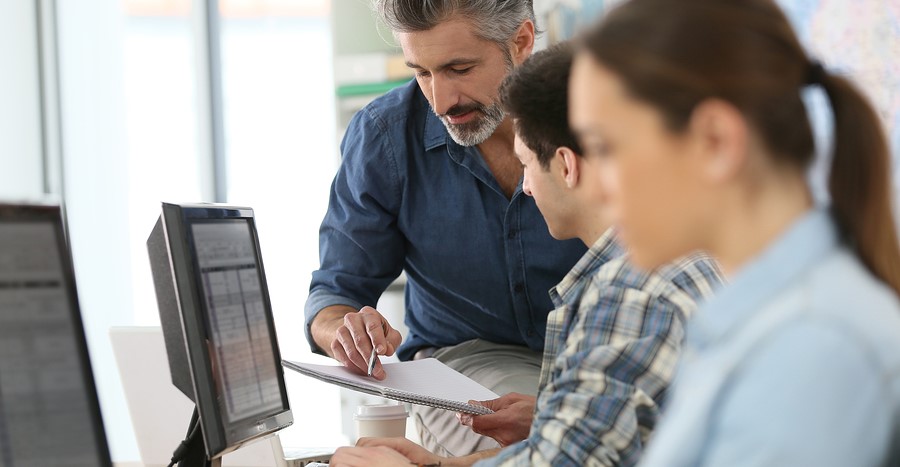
[282,358,498,415]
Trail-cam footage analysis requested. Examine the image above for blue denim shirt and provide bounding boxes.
[640,209,900,466]
[305,80,586,361]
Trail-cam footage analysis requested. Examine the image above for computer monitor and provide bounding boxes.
[147,202,293,466]
[0,202,113,467]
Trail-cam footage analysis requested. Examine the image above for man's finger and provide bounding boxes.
[335,325,369,373]
[363,315,388,353]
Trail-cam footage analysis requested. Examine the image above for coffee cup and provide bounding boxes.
[354,403,408,439]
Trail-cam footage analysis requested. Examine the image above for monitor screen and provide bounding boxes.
[190,219,284,426]
[0,204,112,467]
[147,203,292,461]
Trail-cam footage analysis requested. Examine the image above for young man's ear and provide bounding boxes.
[556,146,580,189]
[687,98,749,184]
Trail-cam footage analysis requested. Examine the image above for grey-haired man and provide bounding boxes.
[304,0,587,456]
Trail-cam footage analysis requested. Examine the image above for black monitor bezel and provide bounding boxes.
[158,202,292,459]
[0,203,113,467]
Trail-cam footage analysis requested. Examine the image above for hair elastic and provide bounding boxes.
[805,60,827,86]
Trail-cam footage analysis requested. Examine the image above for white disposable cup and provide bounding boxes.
[354,403,408,439]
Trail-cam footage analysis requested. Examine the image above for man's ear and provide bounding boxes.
[557,146,580,189]
[511,20,535,65]
[687,98,749,184]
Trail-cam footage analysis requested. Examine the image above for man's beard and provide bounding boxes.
[435,100,506,147]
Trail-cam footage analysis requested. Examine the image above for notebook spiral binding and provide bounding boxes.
[382,388,494,415]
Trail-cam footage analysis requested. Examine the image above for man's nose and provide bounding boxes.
[429,74,459,116]
[522,174,533,197]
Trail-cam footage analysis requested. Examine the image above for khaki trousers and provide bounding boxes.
[410,339,542,457]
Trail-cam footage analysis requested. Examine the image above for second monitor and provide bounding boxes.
[147,202,293,466]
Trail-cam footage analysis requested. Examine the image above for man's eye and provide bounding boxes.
[415,71,431,78]
[451,67,473,75]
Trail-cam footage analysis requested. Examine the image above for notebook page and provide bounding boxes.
[378,359,498,403]
[284,358,498,403]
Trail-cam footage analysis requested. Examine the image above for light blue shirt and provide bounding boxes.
[640,209,900,466]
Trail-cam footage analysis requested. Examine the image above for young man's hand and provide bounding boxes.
[458,393,536,446]
[328,444,416,467]
[351,437,447,465]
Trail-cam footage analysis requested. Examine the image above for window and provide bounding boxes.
[54,0,343,459]
[218,0,343,447]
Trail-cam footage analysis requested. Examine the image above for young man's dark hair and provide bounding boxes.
[500,42,583,169]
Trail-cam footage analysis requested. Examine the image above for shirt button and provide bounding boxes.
[514,283,524,293]
[527,330,536,337]
[507,229,517,239]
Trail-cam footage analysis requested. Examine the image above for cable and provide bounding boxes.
[167,406,201,467]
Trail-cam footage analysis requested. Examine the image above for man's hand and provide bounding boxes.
[349,437,497,466]
[355,437,447,465]
[458,393,537,446]
[310,305,402,380]
[328,444,415,467]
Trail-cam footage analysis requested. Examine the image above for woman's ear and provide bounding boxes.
[688,98,749,184]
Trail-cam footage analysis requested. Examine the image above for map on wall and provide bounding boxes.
[537,0,900,203]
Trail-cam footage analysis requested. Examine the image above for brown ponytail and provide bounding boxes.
[579,0,900,297]
[820,73,900,295]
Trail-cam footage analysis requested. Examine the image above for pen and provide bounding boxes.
[367,342,378,377]
[367,320,388,377]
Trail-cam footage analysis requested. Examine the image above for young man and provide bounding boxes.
[328,43,724,467]
[305,0,586,456]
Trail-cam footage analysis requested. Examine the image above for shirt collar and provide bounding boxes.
[688,208,839,347]
[421,105,523,198]
[550,228,624,307]
[424,109,449,151]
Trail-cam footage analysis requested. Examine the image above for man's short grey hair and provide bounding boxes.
[374,0,537,50]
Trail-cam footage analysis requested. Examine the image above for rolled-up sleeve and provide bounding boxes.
[304,106,406,354]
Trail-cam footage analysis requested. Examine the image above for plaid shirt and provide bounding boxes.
[477,229,724,467]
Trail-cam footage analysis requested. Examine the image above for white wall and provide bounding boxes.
[0,2,44,199]
[55,0,139,460]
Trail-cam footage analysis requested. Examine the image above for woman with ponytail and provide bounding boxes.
[569,0,900,465]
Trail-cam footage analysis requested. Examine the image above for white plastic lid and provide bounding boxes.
[353,403,409,421]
